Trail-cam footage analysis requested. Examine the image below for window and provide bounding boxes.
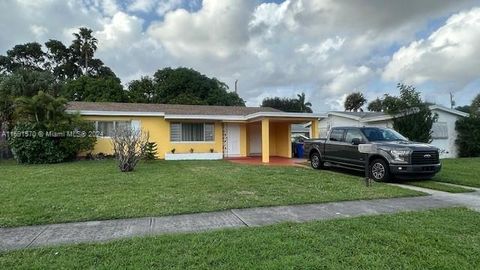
[345,128,364,144]
[95,121,132,137]
[97,121,114,137]
[329,129,345,142]
[170,123,215,142]
[431,122,448,139]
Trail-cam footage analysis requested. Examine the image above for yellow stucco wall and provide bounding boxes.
[267,122,291,158]
[82,116,293,161]
[83,116,223,159]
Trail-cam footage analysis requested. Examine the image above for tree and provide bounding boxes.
[15,91,67,124]
[390,84,437,143]
[71,28,98,75]
[0,69,60,133]
[297,92,313,113]
[45,39,81,80]
[127,67,245,106]
[127,76,157,103]
[470,93,480,116]
[344,92,366,112]
[144,142,158,160]
[0,28,114,80]
[112,127,149,172]
[0,42,46,73]
[366,84,437,142]
[367,97,383,112]
[456,94,480,157]
[455,105,471,114]
[8,91,96,164]
[261,92,313,113]
[62,75,128,102]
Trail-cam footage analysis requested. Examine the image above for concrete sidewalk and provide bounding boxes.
[0,194,462,252]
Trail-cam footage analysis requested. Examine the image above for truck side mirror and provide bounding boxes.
[351,138,361,145]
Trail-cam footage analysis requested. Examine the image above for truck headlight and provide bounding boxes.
[389,149,411,163]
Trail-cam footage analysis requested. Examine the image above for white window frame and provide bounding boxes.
[94,120,132,138]
[431,122,449,139]
[170,122,215,143]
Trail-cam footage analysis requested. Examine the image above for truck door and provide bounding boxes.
[324,128,346,162]
[343,128,367,168]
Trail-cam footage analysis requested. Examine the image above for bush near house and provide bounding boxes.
[455,94,480,157]
[8,91,96,164]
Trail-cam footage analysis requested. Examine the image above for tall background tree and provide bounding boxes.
[71,28,98,76]
[62,75,128,102]
[296,92,313,113]
[128,67,245,106]
[261,92,313,112]
[367,84,437,143]
[344,92,366,112]
[0,28,113,80]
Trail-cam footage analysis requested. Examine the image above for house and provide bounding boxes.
[66,102,321,163]
[316,105,468,158]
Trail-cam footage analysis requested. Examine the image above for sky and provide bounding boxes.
[1,0,480,112]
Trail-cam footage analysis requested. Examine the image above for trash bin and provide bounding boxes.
[295,142,304,158]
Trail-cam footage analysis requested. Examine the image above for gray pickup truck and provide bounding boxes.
[303,126,441,181]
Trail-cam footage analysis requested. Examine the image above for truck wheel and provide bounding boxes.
[369,159,390,182]
[310,152,323,170]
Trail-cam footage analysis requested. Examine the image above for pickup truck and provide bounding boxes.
[303,126,441,181]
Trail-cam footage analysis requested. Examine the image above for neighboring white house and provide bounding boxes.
[316,105,468,158]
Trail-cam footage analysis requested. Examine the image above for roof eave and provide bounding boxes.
[66,110,166,117]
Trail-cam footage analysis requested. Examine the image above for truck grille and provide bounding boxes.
[411,151,439,165]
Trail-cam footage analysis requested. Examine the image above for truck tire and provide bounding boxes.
[310,152,323,170]
[369,159,390,182]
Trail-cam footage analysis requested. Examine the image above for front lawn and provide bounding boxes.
[0,160,421,227]
[433,157,480,187]
[1,208,479,269]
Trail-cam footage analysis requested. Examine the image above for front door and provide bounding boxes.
[225,123,241,157]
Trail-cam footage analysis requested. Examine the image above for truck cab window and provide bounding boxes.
[329,129,345,142]
[345,129,364,144]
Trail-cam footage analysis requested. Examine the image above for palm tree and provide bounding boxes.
[15,91,67,124]
[344,92,367,112]
[71,28,98,75]
[297,92,313,113]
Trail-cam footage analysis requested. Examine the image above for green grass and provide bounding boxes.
[404,180,475,193]
[1,208,479,269]
[433,158,480,187]
[0,160,422,227]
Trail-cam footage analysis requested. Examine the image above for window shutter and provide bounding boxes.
[205,123,214,141]
[170,123,181,141]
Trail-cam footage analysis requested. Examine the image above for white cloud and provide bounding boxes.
[127,0,157,13]
[157,0,183,16]
[1,0,480,111]
[96,12,144,48]
[148,0,255,59]
[383,7,480,91]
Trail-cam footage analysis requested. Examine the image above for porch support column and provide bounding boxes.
[261,118,270,163]
[310,119,318,138]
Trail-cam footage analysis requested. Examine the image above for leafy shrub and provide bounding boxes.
[144,142,158,160]
[9,120,96,164]
[456,116,480,157]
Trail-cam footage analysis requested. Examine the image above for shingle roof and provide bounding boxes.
[67,101,281,116]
